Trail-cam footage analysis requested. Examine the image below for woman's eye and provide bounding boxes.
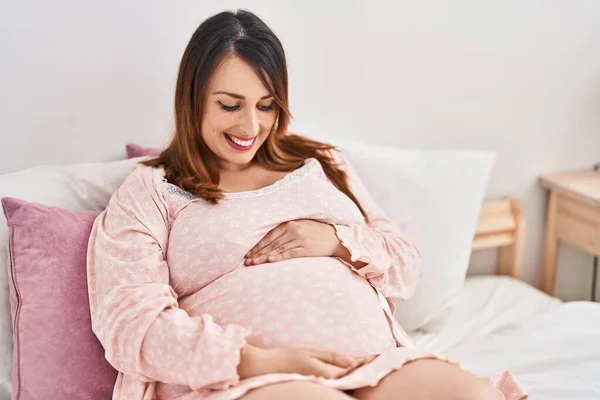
[218,102,239,112]
[218,101,274,112]
[258,104,274,112]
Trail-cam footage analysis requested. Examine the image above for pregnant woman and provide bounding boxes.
[86,9,527,400]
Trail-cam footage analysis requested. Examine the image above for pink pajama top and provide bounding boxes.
[86,151,527,400]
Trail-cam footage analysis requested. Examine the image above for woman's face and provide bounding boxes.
[201,55,278,171]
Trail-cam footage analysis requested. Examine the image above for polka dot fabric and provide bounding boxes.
[86,151,527,399]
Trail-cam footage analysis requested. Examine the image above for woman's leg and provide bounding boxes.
[240,381,356,400]
[352,359,504,400]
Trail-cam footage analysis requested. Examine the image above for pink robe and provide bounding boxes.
[86,151,527,400]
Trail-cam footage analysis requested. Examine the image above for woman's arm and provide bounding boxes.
[87,167,249,391]
[328,150,422,309]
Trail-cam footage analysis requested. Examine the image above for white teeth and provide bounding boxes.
[227,134,254,147]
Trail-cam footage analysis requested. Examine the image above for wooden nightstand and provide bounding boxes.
[539,169,600,299]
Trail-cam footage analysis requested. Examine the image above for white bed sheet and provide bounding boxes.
[409,275,600,399]
[409,275,563,352]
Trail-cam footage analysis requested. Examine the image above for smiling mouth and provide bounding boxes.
[224,133,257,150]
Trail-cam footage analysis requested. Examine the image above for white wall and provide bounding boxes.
[1,0,599,300]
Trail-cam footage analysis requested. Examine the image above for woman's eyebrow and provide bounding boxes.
[213,91,273,100]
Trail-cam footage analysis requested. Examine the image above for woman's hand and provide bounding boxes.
[237,344,367,380]
[245,220,345,265]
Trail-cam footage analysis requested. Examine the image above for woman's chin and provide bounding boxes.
[218,152,257,169]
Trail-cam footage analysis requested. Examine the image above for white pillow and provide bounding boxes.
[0,157,142,399]
[335,140,495,332]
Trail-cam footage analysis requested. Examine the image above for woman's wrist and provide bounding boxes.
[237,345,260,379]
[237,345,279,379]
[327,224,346,258]
[332,242,351,260]
[329,224,367,269]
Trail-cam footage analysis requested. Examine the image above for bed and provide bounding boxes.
[411,197,600,399]
[0,149,599,400]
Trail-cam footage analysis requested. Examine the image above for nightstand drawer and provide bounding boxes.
[556,196,600,257]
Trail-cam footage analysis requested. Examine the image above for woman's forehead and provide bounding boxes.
[208,55,270,100]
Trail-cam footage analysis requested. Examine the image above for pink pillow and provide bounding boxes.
[126,143,161,158]
[1,197,117,399]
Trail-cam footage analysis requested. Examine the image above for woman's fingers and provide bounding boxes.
[308,358,351,380]
[246,224,288,259]
[249,237,296,260]
[271,346,368,380]
[246,244,303,265]
[265,247,302,264]
[309,349,360,369]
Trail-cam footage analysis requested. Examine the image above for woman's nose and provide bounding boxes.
[239,109,260,137]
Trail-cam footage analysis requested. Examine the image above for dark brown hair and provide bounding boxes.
[141,9,367,220]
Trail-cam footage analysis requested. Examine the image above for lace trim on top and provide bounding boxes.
[152,158,318,202]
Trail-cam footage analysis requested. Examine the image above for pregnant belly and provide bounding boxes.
[178,257,397,357]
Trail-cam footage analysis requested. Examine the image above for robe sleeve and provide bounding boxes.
[86,166,249,391]
[329,151,422,308]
